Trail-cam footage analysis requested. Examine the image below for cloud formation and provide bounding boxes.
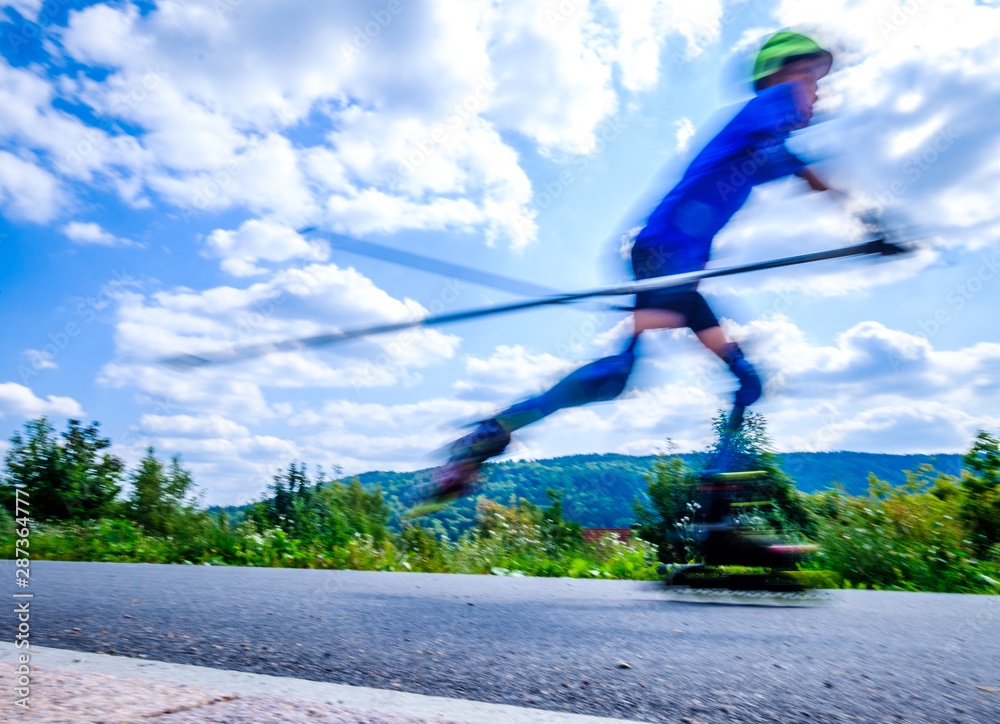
[98,260,461,422]
[0,382,83,419]
[62,221,134,246]
[1,0,730,248]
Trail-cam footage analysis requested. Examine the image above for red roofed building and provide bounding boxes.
[581,528,633,545]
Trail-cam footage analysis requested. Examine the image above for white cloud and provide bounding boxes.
[50,1,548,243]
[0,150,61,222]
[443,315,1000,460]
[62,221,133,246]
[99,261,461,421]
[0,0,732,249]
[673,116,695,153]
[138,413,251,439]
[5,1,43,23]
[57,2,146,68]
[21,349,57,371]
[725,315,1000,452]
[111,412,301,506]
[0,382,84,419]
[0,61,149,191]
[453,344,579,401]
[289,397,483,433]
[605,0,723,92]
[92,310,1000,504]
[204,220,326,277]
[481,0,618,155]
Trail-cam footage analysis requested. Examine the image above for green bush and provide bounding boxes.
[4,412,999,594]
[806,467,1000,593]
[1,418,123,522]
[959,431,1000,553]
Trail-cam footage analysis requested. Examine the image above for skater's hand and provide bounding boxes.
[856,208,888,239]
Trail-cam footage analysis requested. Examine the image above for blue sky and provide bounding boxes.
[1,0,998,505]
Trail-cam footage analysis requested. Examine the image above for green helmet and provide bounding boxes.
[752,31,832,91]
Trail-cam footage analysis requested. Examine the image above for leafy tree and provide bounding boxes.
[958,430,1000,552]
[249,463,389,545]
[258,461,310,533]
[334,477,391,542]
[539,488,584,553]
[632,452,698,563]
[61,419,126,515]
[125,448,196,536]
[1,418,123,521]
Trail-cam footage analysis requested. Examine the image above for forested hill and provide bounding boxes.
[355,451,963,532]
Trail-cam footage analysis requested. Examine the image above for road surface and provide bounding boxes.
[4,561,999,723]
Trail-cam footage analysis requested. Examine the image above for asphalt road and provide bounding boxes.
[4,561,999,723]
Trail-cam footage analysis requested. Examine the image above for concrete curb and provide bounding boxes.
[1,644,654,724]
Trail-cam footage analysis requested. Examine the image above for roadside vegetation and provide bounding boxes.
[2,415,998,593]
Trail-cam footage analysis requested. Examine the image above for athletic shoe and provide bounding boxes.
[724,346,762,408]
[428,418,511,502]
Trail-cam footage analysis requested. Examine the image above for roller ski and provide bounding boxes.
[658,472,819,590]
[659,407,826,603]
[405,418,511,519]
[658,469,825,603]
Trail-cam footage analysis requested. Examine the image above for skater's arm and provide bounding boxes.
[796,167,889,235]
[797,166,849,203]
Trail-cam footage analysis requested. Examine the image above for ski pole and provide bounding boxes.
[299,228,563,298]
[162,238,908,369]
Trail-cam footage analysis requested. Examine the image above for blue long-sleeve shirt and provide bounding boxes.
[634,82,808,277]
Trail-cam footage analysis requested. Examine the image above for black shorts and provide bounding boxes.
[632,288,720,333]
[630,243,719,333]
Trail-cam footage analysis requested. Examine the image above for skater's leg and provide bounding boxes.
[636,293,762,414]
[494,336,640,432]
[633,308,685,334]
[430,336,642,501]
[697,328,761,412]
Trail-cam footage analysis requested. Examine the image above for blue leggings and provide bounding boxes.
[494,339,638,432]
[492,335,760,433]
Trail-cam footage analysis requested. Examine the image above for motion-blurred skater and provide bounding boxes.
[428,32,844,516]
